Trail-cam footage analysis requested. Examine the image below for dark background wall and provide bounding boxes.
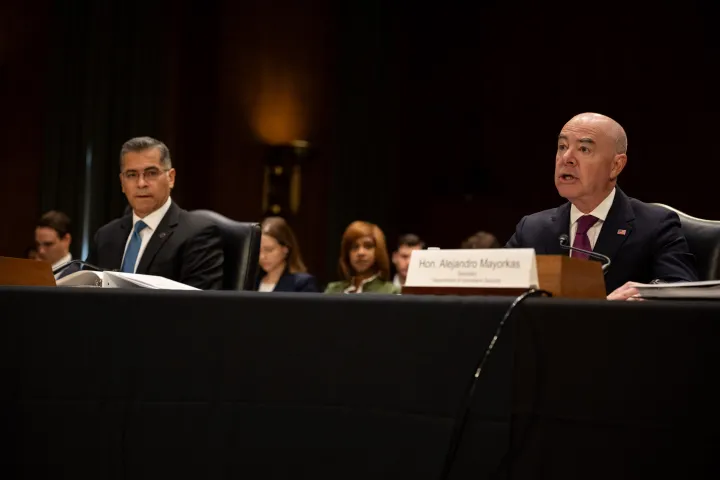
[2,0,718,284]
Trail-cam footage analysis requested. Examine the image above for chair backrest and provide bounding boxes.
[652,204,720,280]
[192,210,261,290]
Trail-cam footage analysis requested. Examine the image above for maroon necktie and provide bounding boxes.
[572,215,599,260]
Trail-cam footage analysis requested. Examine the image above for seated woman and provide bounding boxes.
[325,221,400,294]
[257,217,319,292]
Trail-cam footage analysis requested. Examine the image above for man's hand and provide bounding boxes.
[607,281,644,301]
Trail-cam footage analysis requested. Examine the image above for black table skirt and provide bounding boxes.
[1,287,718,479]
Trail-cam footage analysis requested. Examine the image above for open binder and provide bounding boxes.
[56,270,199,290]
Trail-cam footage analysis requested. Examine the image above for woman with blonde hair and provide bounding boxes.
[325,221,400,294]
[257,217,318,292]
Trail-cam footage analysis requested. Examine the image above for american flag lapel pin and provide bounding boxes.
[617,229,627,236]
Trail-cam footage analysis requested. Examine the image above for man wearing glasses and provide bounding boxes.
[86,136,224,289]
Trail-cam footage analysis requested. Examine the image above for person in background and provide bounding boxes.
[86,136,224,289]
[24,245,39,260]
[391,233,425,288]
[35,210,77,278]
[325,221,400,294]
[256,216,318,292]
[461,231,501,249]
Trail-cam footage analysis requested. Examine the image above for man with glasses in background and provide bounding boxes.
[86,136,224,289]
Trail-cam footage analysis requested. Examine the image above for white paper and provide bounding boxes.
[104,272,199,290]
[636,281,720,299]
[405,248,538,289]
[56,270,198,290]
[56,270,105,287]
[635,280,720,289]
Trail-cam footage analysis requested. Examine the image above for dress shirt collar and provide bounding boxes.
[132,196,172,232]
[570,188,616,226]
[52,253,72,272]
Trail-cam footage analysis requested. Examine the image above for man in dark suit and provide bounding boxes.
[506,112,697,300]
[86,136,224,289]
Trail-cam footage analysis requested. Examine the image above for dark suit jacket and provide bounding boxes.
[56,261,80,279]
[86,202,224,290]
[506,188,698,294]
[255,270,319,292]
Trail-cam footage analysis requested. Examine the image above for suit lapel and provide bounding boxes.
[136,203,179,274]
[547,202,571,255]
[274,272,294,292]
[112,216,133,270]
[593,187,635,264]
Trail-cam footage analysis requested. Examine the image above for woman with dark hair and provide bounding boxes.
[256,217,319,292]
[325,221,400,294]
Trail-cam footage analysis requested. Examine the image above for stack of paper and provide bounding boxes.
[57,271,199,290]
[635,280,720,300]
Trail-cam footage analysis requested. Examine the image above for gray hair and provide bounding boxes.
[119,136,172,170]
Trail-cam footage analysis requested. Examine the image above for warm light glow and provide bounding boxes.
[250,64,308,145]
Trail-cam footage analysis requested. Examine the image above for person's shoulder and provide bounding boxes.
[515,206,561,230]
[523,206,558,221]
[368,278,401,294]
[96,215,129,237]
[292,272,316,283]
[625,195,677,223]
[289,272,319,292]
[324,280,348,293]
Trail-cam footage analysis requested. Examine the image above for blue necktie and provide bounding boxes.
[121,220,148,273]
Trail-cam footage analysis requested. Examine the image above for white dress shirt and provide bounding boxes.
[121,196,173,273]
[392,274,403,288]
[52,253,72,279]
[569,188,616,251]
[258,282,276,292]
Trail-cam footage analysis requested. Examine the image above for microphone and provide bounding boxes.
[558,234,612,274]
[52,259,104,276]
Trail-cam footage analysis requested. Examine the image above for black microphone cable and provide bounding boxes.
[439,288,552,480]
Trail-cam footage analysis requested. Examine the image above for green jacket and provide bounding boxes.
[324,277,400,294]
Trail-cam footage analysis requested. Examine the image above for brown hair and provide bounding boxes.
[461,231,500,249]
[261,216,307,273]
[338,221,391,281]
[37,210,71,239]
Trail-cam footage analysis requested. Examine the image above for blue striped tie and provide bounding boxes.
[121,220,148,273]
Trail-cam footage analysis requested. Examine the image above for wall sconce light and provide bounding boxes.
[262,140,310,217]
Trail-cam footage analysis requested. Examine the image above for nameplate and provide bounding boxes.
[404,249,539,289]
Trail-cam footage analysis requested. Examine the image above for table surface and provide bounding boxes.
[2,287,719,480]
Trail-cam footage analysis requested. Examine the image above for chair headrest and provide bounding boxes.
[191,210,261,290]
[652,203,720,280]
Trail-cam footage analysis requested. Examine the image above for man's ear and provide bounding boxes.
[610,154,627,180]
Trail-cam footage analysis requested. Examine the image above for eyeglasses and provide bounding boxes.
[121,167,169,182]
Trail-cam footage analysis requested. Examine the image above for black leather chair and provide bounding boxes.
[652,204,720,280]
[192,210,261,290]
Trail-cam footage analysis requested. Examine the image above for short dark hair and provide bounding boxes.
[397,233,425,250]
[461,231,500,249]
[120,136,172,170]
[37,210,71,239]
